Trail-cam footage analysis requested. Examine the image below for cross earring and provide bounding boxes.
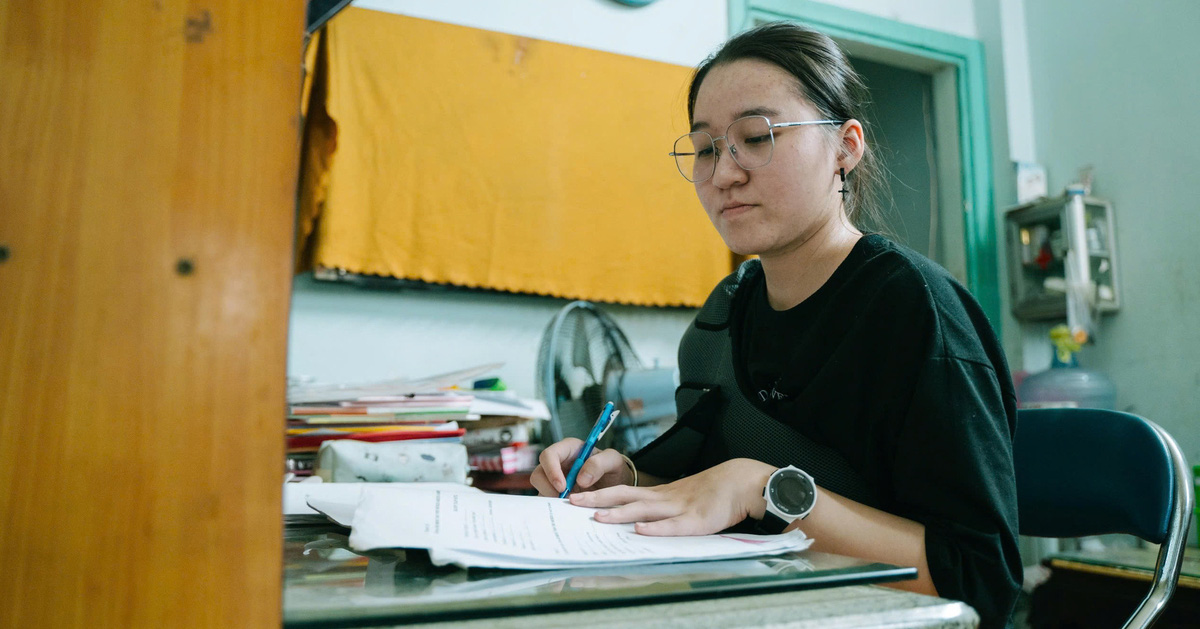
[838,168,849,198]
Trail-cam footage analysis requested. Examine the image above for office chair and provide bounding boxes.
[1014,408,1193,629]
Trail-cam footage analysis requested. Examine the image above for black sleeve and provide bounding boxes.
[890,355,1022,629]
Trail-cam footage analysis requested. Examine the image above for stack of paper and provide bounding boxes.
[308,484,812,570]
[286,363,503,404]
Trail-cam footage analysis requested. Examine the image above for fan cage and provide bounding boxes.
[535,301,643,445]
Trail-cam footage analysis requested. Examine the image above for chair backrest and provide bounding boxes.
[1014,408,1193,629]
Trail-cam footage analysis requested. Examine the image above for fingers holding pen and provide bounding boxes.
[529,467,557,497]
[572,448,629,490]
[532,438,583,495]
[531,441,632,496]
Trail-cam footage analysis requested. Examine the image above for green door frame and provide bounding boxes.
[730,0,1001,329]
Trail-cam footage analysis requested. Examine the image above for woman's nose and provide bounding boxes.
[710,142,748,188]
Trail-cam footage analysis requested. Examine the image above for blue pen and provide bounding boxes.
[559,401,619,498]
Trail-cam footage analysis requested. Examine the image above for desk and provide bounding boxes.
[1030,546,1200,628]
[283,520,977,628]
[395,586,979,628]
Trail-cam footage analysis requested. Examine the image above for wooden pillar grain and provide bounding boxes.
[0,1,302,626]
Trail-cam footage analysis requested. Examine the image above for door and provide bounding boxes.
[851,55,968,285]
[0,2,302,626]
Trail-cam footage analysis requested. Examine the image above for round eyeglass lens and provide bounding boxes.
[727,116,775,170]
[673,132,715,182]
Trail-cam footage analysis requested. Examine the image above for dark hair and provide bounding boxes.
[687,21,887,232]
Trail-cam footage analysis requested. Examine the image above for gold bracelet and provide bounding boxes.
[619,453,638,487]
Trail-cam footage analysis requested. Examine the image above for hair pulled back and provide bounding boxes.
[687,22,886,232]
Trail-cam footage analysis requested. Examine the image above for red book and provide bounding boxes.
[286,428,465,450]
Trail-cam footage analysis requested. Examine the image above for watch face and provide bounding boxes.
[769,470,815,516]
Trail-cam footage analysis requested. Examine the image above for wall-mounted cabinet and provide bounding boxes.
[1005,193,1120,321]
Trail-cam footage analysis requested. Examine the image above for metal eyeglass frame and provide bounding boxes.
[669,115,845,183]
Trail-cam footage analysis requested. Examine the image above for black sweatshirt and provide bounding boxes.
[728,234,1021,628]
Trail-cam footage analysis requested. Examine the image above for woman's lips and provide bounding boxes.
[721,203,755,217]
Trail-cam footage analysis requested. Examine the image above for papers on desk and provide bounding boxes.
[307,484,812,570]
[283,480,478,515]
[287,363,504,404]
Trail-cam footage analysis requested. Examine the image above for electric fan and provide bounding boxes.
[535,301,678,454]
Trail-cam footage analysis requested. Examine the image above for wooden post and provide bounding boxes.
[0,1,302,626]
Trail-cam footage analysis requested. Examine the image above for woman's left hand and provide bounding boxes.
[567,458,777,536]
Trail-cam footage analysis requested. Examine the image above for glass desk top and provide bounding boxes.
[283,516,918,627]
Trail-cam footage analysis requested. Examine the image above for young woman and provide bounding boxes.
[530,22,1021,629]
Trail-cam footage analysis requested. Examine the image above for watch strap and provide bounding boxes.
[754,510,790,535]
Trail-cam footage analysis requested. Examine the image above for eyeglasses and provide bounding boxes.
[669,115,844,183]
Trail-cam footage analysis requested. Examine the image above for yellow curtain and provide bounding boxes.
[307,8,731,307]
[296,29,336,272]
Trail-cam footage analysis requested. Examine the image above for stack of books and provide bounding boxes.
[462,394,548,478]
[284,365,504,478]
[464,415,538,474]
[286,393,475,477]
[285,365,551,487]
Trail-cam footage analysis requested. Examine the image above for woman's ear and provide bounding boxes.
[837,119,866,173]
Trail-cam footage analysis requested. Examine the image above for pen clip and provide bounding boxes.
[596,409,619,440]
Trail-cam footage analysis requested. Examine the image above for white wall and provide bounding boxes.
[352,0,727,66]
[288,0,728,398]
[289,276,695,397]
[996,0,1035,164]
[816,0,976,38]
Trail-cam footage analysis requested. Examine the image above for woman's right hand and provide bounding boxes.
[529,438,633,497]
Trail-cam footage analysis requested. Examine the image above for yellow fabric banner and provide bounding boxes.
[309,8,731,307]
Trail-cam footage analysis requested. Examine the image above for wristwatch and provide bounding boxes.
[758,465,818,534]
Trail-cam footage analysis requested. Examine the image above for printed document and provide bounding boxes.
[310,484,812,570]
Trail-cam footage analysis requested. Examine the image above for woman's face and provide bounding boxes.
[690,58,844,258]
